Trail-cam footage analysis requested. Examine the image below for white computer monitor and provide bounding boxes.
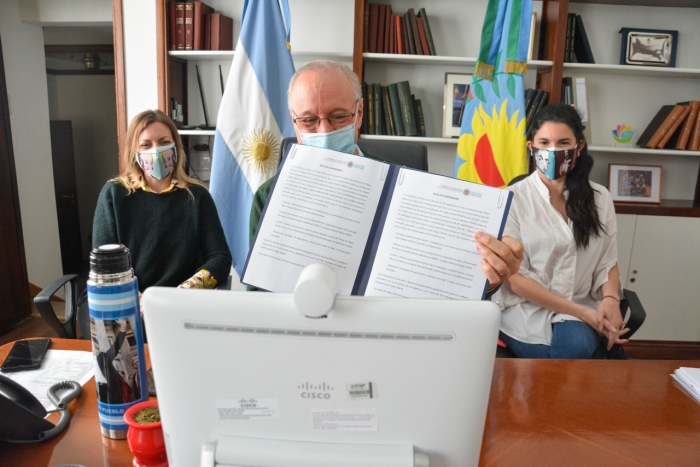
[143,287,500,467]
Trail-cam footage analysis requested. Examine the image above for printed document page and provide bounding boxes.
[243,145,388,293]
[364,168,510,299]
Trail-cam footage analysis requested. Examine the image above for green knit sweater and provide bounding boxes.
[93,182,231,291]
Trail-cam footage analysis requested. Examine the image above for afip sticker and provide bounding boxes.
[347,382,377,400]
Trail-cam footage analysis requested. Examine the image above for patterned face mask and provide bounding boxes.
[531,144,579,180]
[136,144,177,180]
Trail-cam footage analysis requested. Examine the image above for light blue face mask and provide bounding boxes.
[300,123,358,155]
[136,143,177,180]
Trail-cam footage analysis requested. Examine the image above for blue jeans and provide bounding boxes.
[500,320,601,359]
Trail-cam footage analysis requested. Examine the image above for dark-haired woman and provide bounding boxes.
[494,104,628,359]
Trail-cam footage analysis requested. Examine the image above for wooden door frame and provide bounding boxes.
[0,34,32,329]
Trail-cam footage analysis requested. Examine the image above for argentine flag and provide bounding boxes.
[210,0,295,277]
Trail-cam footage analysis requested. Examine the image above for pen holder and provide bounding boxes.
[124,400,168,467]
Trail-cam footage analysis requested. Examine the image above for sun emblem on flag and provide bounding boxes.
[242,129,280,173]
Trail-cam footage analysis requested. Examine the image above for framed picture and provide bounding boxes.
[443,73,472,138]
[608,164,662,204]
[619,28,678,68]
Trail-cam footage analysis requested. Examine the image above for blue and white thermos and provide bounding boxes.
[87,244,148,439]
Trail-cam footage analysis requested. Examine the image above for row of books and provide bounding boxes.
[363,4,437,56]
[638,101,700,151]
[564,13,595,64]
[169,2,233,51]
[361,81,426,137]
[524,88,550,137]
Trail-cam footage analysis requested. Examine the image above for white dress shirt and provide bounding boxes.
[493,171,618,345]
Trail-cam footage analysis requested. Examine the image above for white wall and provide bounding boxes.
[19,0,111,26]
[123,0,158,123]
[0,0,62,288]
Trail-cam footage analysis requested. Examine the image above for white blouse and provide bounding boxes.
[493,172,618,345]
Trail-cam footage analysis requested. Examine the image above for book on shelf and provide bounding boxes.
[639,105,684,149]
[387,83,405,136]
[175,2,185,50]
[564,13,576,63]
[206,12,234,51]
[385,5,393,54]
[367,83,375,134]
[403,13,416,55]
[193,2,214,51]
[657,105,690,149]
[637,105,675,148]
[675,101,700,150]
[415,17,431,56]
[395,15,404,54]
[377,3,386,54]
[573,14,595,64]
[241,144,513,298]
[524,88,536,114]
[184,2,194,50]
[415,99,426,137]
[373,83,383,135]
[363,2,370,53]
[368,3,380,53]
[417,8,436,55]
[525,89,545,135]
[169,2,178,50]
[361,82,370,135]
[407,8,423,55]
[382,86,395,136]
[397,80,418,136]
[527,12,537,60]
[690,102,700,151]
[388,10,395,54]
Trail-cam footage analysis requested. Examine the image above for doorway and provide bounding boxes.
[44,29,119,277]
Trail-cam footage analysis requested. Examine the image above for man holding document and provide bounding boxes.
[245,60,523,297]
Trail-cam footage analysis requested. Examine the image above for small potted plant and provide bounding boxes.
[124,400,168,467]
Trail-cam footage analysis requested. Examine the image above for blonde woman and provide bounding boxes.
[92,110,231,298]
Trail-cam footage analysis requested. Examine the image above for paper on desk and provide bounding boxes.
[3,349,94,411]
[671,367,700,403]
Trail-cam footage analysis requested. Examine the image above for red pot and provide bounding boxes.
[124,400,168,467]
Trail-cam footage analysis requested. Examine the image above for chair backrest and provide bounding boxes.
[278,137,429,171]
[34,274,80,339]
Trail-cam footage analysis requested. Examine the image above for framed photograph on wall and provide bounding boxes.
[608,164,662,204]
[619,28,678,68]
[443,73,472,138]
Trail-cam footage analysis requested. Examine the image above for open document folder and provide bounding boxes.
[242,144,513,299]
[672,367,700,403]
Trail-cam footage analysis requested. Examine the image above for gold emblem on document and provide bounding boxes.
[242,129,280,174]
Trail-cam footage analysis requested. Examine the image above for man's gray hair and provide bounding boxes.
[287,60,362,110]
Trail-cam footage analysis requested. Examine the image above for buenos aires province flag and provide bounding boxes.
[209,0,295,277]
[453,0,532,187]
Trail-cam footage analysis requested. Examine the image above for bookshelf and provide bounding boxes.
[352,0,700,212]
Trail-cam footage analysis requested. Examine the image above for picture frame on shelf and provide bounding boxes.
[608,164,662,204]
[619,28,678,68]
[443,73,471,138]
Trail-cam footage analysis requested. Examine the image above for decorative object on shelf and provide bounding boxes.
[619,28,678,68]
[443,73,471,138]
[454,0,532,188]
[124,400,168,467]
[612,124,634,146]
[608,164,662,204]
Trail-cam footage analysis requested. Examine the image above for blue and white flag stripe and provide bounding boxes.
[210,0,295,277]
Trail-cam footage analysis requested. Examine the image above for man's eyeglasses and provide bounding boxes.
[292,101,359,132]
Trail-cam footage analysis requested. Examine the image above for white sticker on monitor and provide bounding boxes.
[311,409,377,431]
[216,398,280,420]
[347,381,377,400]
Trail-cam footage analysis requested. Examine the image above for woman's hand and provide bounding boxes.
[602,322,630,350]
[578,305,604,333]
[475,232,524,289]
[599,296,623,330]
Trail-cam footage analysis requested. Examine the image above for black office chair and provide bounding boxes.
[279,137,429,171]
[34,274,90,340]
[495,288,647,359]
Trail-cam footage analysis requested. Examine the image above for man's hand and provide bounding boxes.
[475,232,524,289]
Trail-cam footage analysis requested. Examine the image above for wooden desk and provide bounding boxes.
[2,339,699,466]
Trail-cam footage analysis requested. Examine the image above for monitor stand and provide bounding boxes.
[200,437,430,467]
